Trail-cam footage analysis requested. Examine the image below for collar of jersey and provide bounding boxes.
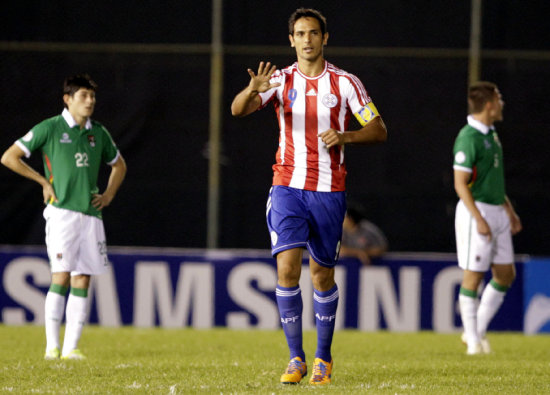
[62,108,92,130]
[294,60,328,80]
[467,115,494,135]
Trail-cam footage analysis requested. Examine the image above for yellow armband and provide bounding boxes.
[354,102,380,126]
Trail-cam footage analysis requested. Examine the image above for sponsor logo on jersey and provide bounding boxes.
[322,93,338,108]
[87,135,96,147]
[22,131,34,142]
[306,88,317,96]
[60,133,72,143]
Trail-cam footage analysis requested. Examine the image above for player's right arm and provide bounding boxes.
[1,144,57,204]
[454,169,491,240]
[231,61,281,117]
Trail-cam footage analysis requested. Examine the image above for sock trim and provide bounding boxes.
[459,287,477,298]
[490,279,509,293]
[49,283,68,296]
[276,285,301,297]
[313,285,339,303]
[70,287,88,297]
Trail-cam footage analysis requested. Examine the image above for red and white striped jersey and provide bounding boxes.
[259,61,378,192]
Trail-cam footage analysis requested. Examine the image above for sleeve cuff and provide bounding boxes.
[15,141,31,158]
[107,150,120,166]
[453,165,472,173]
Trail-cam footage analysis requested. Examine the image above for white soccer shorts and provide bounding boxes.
[43,205,109,275]
[455,200,514,272]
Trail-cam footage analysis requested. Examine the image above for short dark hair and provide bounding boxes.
[288,8,327,36]
[468,81,498,114]
[63,74,98,97]
[63,74,97,109]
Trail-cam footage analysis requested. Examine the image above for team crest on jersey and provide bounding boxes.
[56,253,63,260]
[60,133,72,143]
[483,139,492,149]
[322,93,338,108]
[87,135,96,147]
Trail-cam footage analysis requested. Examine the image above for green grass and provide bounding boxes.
[1,326,549,394]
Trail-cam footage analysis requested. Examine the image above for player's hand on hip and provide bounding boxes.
[43,184,58,204]
[477,217,492,241]
[318,128,344,148]
[92,193,113,211]
[247,61,281,93]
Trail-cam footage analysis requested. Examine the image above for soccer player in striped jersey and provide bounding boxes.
[231,8,387,385]
[453,82,521,355]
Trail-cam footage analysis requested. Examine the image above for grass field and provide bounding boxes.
[1,325,549,394]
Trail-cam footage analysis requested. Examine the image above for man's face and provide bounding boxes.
[289,17,328,63]
[64,88,96,120]
[489,89,504,122]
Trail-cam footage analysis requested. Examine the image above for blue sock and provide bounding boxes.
[313,285,339,362]
[276,284,305,361]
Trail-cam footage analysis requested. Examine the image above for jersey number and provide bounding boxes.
[288,89,297,108]
[75,152,89,167]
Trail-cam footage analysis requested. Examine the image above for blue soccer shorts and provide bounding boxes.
[266,185,346,267]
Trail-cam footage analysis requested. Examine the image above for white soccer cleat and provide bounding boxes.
[61,349,86,360]
[461,332,484,355]
[480,338,491,354]
[44,347,60,360]
[466,342,482,355]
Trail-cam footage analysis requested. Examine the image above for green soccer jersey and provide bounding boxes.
[453,116,506,205]
[16,109,119,219]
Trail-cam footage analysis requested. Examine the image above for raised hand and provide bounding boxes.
[247,62,281,93]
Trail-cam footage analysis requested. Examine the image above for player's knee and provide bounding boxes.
[311,269,335,291]
[493,265,516,287]
[495,272,515,288]
[51,272,71,287]
[277,264,300,286]
[70,274,91,289]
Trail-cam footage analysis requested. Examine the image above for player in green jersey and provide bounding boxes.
[1,74,127,360]
[453,81,522,355]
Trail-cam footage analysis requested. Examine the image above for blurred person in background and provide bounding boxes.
[340,201,388,265]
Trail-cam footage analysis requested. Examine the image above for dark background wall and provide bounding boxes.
[1,1,549,255]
